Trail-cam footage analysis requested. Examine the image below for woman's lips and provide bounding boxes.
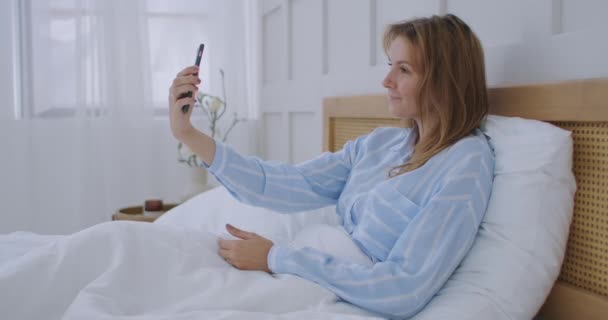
[389,96,402,102]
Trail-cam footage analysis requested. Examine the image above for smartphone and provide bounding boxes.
[181,44,205,113]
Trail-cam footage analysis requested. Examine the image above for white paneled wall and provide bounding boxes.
[289,112,317,164]
[375,0,439,65]
[256,0,608,164]
[262,5,286,83]
[326,0,370,74]
[448,0,525,47]
[262,112,287,162]
[291,0,323,80]
[561,0,606,33]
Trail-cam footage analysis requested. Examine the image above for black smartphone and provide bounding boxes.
[181,44,205,114]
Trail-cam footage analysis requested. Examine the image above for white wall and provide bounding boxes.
[257,0,608,163]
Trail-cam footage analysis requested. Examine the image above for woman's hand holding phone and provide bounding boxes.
[169,44,216,167]
[169,65,200,141]
[169,44,204,141]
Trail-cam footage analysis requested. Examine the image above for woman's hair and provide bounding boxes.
[383,14,488,177]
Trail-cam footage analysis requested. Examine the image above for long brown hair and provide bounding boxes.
[383,14,488,177]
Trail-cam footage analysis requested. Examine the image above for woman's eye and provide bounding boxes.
[400,67,409,73]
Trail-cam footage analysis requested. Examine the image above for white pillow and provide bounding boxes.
[412,115,576,320]
[155,186,340,244]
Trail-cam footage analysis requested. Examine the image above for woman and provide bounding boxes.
[168,14,494,319]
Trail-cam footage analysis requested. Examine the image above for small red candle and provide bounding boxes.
[144,199,163,212]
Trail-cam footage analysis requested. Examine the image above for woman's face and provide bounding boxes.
[382,36,420,120]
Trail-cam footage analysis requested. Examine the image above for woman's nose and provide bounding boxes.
[382,73,393,89]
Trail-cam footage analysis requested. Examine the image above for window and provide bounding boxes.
[19,0,103,117]
[17,0,210,118]
[146,0,210,112]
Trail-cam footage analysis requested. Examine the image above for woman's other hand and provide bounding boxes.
[169,65,201,141]
[217,224,274,273]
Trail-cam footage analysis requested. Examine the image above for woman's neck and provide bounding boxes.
[413,120,437,146]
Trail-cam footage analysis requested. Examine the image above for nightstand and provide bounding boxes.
[112,203,179,222]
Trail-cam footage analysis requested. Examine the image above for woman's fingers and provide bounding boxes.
[173,75,201,87]
[171,84,199,101]
[169,70,200,106]
[216,233,273,272]
[177,66,199,77]
[172,96,196,114]
[169,75,200,105]
[168,66,201,140]
[226,224,255,240]
[217,238,236,250]
[218,248,231,259]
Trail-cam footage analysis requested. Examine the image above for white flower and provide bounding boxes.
[209,97,223,113]
[179,143,193,157]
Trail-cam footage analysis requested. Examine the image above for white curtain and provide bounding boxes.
[1,0,255,234]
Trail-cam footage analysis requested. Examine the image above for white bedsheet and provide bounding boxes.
[0,221,384,320]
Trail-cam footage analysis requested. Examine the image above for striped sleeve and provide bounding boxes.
[201,139,358,213]
[267,150,494,319]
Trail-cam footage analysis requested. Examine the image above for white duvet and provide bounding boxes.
[0,219,383,319]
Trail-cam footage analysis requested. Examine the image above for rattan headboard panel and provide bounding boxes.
[330,118,404,152]
[552,121,608,297]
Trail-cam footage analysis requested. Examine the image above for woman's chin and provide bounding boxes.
[388,105,416,120]
[387,102,403,118]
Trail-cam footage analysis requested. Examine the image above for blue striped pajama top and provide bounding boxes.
[202,127,495,319]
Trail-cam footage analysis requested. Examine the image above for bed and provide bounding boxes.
[323,78,608,319]
[1,78,606,319]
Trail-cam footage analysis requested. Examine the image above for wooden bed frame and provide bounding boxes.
[322,78,608,320]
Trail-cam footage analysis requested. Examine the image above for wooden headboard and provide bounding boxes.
[323,78,608,320]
